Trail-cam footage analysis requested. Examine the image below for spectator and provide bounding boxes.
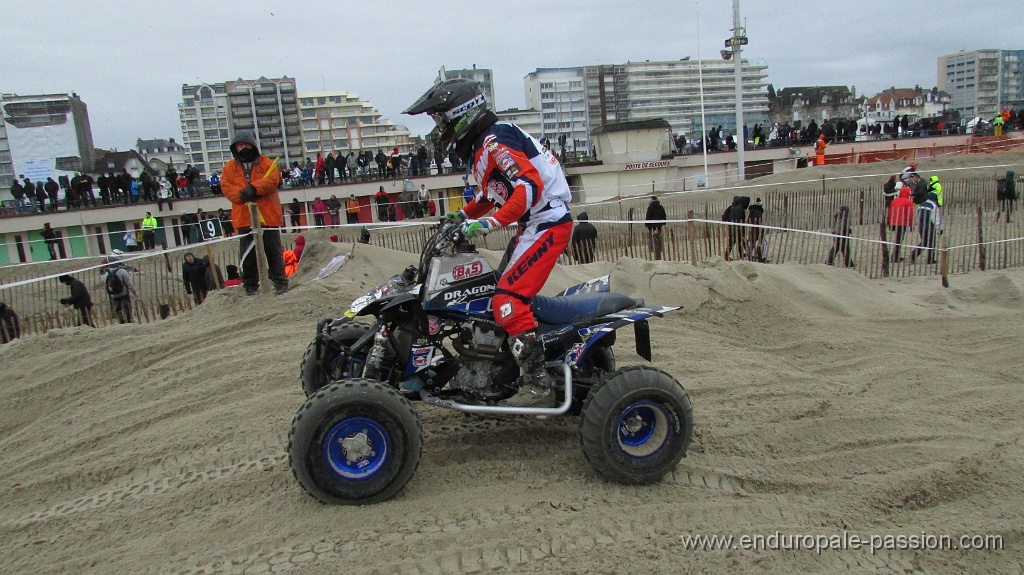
[123,228,139,252]
[175,173,190,200]
[390,147,402,178]
[996,170,1017,222]
[222,265,243,288]
[882,175,898,210]
[375,149,387,179]
[58,274,95,327]
[221,130,288,295]
[45,177,60,212]
[722,196,749,261]
[347,151,358,182]
[327,194,341,226]
[888,183,914,262]
[418,184,431,218]
[182,252,209,305]
[911,193,941,265]
[104,253,139,323]
[10,179,26,213]
[156,178,174,212]
[928,175,944,215]
[35,181,47,212]
[325,153,336,185]
[218,207,234,237]
[358,227,371,244]
[462,175,475,205]
[97,173,111,205]
[289,198,302,230]
[0,301,22,343]
[571,212,598,264]
[825,205,855,267]
[283,237,305,278]
[375,186,390,222]
[312,196,327,227]
[346,194,360,224]
[293,234,306,261]
[141,212,158,250]
[129,179,140,204]
[814,133,828,166]
[203,255,223,291]
[399,185,415,219]
[315,152,325,186]
[645,196,667,258]
[209,172,221,195]
[747,197,767,263]
[41,222,60,260]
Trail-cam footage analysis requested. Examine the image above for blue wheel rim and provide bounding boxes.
[615,401,671,458]
[323,417,390,480]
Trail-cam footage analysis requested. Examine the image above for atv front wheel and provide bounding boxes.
[300,322,373,397]
[578,365,693,484]
[288,379,423,505]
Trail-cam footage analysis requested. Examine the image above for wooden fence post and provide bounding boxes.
[977,206,986,271]
[248,203,268,294]
[941,234,950,288]
[687,210,697,265]
[880,222,890,277]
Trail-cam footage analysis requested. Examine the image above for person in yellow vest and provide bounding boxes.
[141,212,158,250]
[814,133,828,166]
[993,114,1005,137]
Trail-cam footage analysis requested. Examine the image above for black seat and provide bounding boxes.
[532,292,644,325]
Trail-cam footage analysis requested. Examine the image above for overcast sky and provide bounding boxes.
[2,0,1020,151]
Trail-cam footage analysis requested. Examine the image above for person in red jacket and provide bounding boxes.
[888,182,915,262]
[314,152,325,186]
[220,130,287,295]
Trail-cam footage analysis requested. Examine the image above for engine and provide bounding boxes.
[450,323,519,399]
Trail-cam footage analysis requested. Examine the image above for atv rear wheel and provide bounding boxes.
[288,379,423,505]
[300,322,373,397]
[578,365,693,484]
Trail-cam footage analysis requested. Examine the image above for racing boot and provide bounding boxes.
[501,331,556,407]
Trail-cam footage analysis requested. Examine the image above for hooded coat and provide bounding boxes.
[220,131,284,229]
[888,184,914,228]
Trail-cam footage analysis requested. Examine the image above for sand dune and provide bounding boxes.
[3,168,1024,573]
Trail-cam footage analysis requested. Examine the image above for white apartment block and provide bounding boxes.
[297,91,416,159]
[438,65,496,110]
[495,108,543,140]
[937,49,1024,119]
[178,83,231,174]
[524,59,770,153]
[524,68,592,154]
[599,59,770,138]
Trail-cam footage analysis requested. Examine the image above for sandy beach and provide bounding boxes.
[2,157,1024,574]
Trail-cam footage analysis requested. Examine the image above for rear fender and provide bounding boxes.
[562,305,680,366]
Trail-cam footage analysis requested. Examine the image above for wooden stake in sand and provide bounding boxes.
[248,202,268,295]
[977,206,986,271]
[205,243,222,289]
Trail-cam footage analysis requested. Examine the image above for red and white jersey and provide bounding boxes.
[463,122,571,230]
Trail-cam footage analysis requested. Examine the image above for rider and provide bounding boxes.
[404,79,573,406]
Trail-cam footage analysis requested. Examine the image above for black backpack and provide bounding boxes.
[105,269,125,296]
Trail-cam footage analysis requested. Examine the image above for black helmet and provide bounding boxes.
[404,79,490,154]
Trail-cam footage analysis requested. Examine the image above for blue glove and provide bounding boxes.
[444,210,467,223]
[460,218,495,238]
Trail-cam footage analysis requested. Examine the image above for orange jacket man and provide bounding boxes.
[814,134,827,166]
[221,131,288,295]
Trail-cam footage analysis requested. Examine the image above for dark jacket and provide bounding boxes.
[645,200,667,229]
[571,212,598,263]
[59,275,93,309]
[182,254,209,294]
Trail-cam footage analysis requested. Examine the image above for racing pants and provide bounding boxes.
[493,218,572,337]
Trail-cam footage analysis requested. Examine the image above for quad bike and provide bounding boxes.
[288,222,694,504]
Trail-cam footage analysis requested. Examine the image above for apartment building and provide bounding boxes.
[524,68,591,154]
[495,108,543,139]
[525,58,771,153]
[438,65,496,110]
[298,91,416,159]
[178,82,231,174]
[0,92,95,187]
[938,49,1024,119]
[225,77,302,170]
